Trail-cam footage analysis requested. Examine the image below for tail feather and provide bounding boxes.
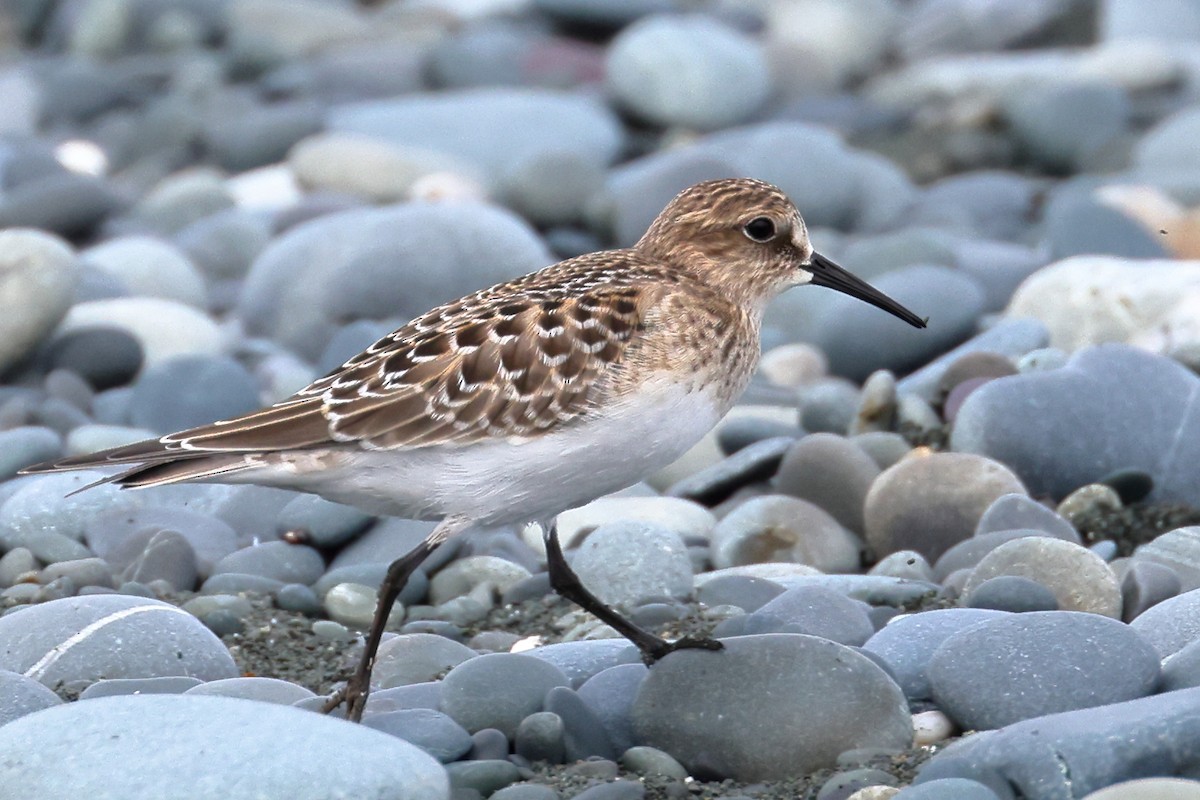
[62,455,260,495]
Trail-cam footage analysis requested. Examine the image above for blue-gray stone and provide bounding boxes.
[576,663,648,755]
[363,708,474,764]
[277,494,374,549]
[768,265,985,382]
[1129,588,1200,657]
[78,675,203,700]
[0,426,63,480]
[238,202,551,360]
[863,608,1011,701]
[916,687,1200,800]
[0,595,237,693]
[86,505,238,576]
[0,668,62,726]
[714,586,874,645]
[0,694,449,800]
[515,711,566,764]
[928,611,1160,730]
[632,634,910,781]
[1044,196,1169,260]
[211,541,325,585]
[130,355,260,434]
[544,685,617,762]
[895,778,1002,800]
[895,319,1048,403]
[974,494,1080,541]
[184,676,316,705]
[695,575,785,613]
[964,576,1059,613]
[328,88,622,188]
[525,639,640,689]
[952,345,1200,505]
[1122,561,1182,622]
[439,653,569,737]
[445,760,520,796]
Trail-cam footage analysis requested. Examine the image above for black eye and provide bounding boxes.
[743,217,776,243]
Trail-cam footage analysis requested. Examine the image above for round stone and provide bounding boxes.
[571,521,694,608]
[632,634,911,781]
[372,633,477,690]
[711,495,862,574]
[576,663,648,755]
[45,327,143,390]
[1133,527,1200,592]
[0,694,449,800]
[606,15,770,130]
[130,355,260,434]
[864,453,1027,563]
[57,297,224,368]
[211,541,325,586]
[0,669,62,726]
[81,236,206,308]
[0,229,77,373]
[183,677,315,705]
[928,611,1160,730]
[964,576,1059,613]
[774,433,881,534]
[0,595,237,693]
[1129,588,1200,658]
[716,585,875,646]
[0,427,63,480]
[439,653,570,738]
[363,708,473,764]
[862,608,1011,702]
[962,537,1122,618]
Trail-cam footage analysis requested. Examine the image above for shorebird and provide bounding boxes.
[24,178,926,721]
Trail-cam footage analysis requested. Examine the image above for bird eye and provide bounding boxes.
[742,216,777,243]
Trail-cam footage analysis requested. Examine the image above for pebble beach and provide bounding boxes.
[3,1,1200,799]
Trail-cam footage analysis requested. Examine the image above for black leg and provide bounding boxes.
[543,524,723,665]
[322,538,437,722]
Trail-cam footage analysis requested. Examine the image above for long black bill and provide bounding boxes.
[808,252,927,329]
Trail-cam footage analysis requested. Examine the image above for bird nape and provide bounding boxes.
[20,178,925,722]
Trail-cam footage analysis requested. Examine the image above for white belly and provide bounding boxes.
[258,377,724,525]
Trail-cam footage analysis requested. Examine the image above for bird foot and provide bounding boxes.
[641,635,724,665]
[320,677,369,722]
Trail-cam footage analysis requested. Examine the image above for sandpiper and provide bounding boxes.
[24,178,926,721]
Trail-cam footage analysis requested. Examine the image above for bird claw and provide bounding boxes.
[642,635,724,665]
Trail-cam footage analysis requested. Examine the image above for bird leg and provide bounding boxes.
[322,516,468,722]
[542,523,723,664]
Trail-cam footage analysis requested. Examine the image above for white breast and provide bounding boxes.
[274,375,724,524]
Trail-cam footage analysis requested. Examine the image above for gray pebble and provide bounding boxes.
[0,426,63,480]
[711,495,861,574]
[696,575,785,613]
[544,685,618,762]
[77,675,203,700]
[467,727,510,761]
[1129,588,1200,658]
[276,494,374,549]
[0,694,448,799]
[895,778,1001,800]
[363,708,474,763]
[633,634,910,780]
[774,433,880,534]
[964,576,1058,613]
[576,664,648,755]
[119,529,199,591]
[1134,527,1200,592]
[212,541,325,585]
[491,785,559,800]
[184,677,316,705]
[620,746,688,780]
[0,547,38,588]
[928,611,1160,730]
[974,494,1079,541]
[570,521,693,608]
[864,453,1027,563]
[962,537,1121,618]
[572,782,644,800]
[863,608,1010,701]
[667,436,792,507]
[200,573,285,596]
[515,712,566,764]
[446,760,521,797]
[715,586,874,645]
[130,355,260,434]
[440,653,569,738]
[0,669,62,726]
[1121,561,1182,622]
[276,583,323,615]
[525,640,640,689]
[0,595,237,694]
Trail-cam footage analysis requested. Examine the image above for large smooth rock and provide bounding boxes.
[916,688,1200,800]
[632,634,911,781]
[863,608,1010,701]
[951,344,1200,505]
[0,229,77,373]
[327,88,622,187]
[237,202,551,360]
[606,14,770,130]
[1006,257,1200,352]
[0,694,449,800]
[928,611,1160,730]
[0,595,237,693]
[864,453,1027,563]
